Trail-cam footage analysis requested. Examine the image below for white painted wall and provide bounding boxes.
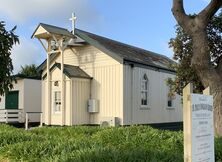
[43,67,74,126]
[42,44,182,126]
[49,68,66,125]
[123,65,182,125]
[23,79,41,122]
[0,78,41,123]
[73,46,123,125]
[41,80,45,123]
[43,45,124,125]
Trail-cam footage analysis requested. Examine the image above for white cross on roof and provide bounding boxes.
[69,13,77,35]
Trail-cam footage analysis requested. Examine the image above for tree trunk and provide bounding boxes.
[172,0,222,136]
[192,31,222,136]
[212,88,222,135]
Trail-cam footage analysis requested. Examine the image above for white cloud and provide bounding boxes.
[0,0,101,24]
[11,37,45,73]
[1,0,103,74]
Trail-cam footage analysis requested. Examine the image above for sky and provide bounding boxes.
[0,0,210,73]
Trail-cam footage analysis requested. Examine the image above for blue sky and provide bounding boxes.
[0,0,209,73]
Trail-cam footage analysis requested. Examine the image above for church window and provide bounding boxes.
[167,86,175,108]
[54,91,61,113]
[141,74,149,106]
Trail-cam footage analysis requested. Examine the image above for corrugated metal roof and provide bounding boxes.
[36,23,175,72]
[75,29,175,72]
[13,74,41,80]
[32,23,75,38]
[37,52,58,72]
[57,63,92,79]
[42,63,92,79]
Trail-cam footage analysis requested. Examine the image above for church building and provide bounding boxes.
[32,17,182,126]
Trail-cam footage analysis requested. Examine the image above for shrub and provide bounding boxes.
[0,124,220,162]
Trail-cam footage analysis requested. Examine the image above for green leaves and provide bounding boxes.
[0,21,19,95]
[18,64,40,77]
[168,11,222,95]
[0,125,221,161]
[0,125,183,162]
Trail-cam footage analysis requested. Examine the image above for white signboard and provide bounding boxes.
[191,94,214,162]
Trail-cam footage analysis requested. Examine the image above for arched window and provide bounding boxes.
[167,86,175,107]
[141,74,148,106]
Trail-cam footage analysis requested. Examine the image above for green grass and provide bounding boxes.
[0,124,221,162]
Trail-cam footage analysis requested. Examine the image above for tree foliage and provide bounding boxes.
[0,21,19,95]
[18,64,40,77]
[168,11,222,95]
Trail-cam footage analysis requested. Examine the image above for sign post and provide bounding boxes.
[183,83,214,162]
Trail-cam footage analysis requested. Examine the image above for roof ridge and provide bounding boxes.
[75,28,171,60]
[40,23,70,31]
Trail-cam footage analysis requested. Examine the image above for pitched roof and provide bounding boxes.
[32,23,75,38]
[58,63,92,79]
[43,63,92,79]
[75,29,175,72]
[37,52,58,72]
[13,74,41,80]
[36,23,175,72]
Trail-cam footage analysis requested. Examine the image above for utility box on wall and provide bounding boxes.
[100,117,119,127]
[87,99,99,113]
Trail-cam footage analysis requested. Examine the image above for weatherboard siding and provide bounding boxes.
[43,67,72,125]
[54,45,120,67]
[65,80,72,125]
[74,45,123,125]
[72,78,90,125]
[42,45,124,125]
[85,64,123,125]
[123,65,182,125]
[77,46,123,124]
[63,48,79,66]
[23,79,41,122]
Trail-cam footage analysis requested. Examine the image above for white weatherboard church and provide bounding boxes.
[32,15,182,126]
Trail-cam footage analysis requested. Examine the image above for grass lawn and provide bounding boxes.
[0,124,221,162]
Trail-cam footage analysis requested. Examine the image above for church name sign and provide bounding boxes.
[191,94,214,162]
[183,84,214,162]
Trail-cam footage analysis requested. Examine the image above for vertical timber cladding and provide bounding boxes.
[183,84,214,162]
[5,91,19,109]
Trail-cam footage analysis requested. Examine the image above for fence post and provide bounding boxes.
[5,111,8,123]
[40,113,43,127]
[25,113,28,130]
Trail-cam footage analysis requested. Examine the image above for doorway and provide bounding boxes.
[5,91,19,109]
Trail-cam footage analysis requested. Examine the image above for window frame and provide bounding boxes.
[140,73,149,108]
[167,86,175,109]
[53,91,61,114]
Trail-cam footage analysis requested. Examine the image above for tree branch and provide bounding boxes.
[172,0,190,29]
[198,0,222,23]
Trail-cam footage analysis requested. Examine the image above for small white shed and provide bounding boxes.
[0,75,41,123]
